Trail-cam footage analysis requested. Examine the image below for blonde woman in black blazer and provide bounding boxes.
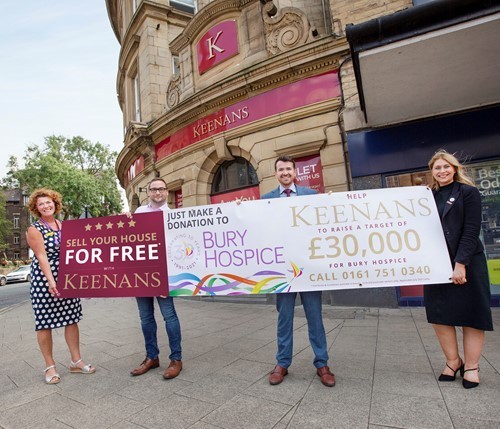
[425,150,493,389]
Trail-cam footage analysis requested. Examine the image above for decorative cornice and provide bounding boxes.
[149,37,346,141]
[125,121,149,142]
[168,178,184,190]
[262,1,317,55]
[116,122,154,183]
[117,36,348,185]
[121,0,192,49]
[170,0,258,52]
[166,74,182,109]
[105,0,121,41]
[119,35,141,73]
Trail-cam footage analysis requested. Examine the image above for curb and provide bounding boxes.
[0,300,29,315]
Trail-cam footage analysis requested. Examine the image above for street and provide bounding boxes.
[0,281,30,310]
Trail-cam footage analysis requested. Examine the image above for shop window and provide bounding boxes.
[385,159,500,303]
[211,157,258,195]
[385,170,434,304]
[385,171,432,188]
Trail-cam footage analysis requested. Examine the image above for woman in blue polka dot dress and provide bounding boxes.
[27,188,95,384]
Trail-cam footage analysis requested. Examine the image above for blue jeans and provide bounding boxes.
[276,291,328,369]
[136,296,182,361]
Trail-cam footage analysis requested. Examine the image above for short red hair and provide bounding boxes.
[28,188,63,218]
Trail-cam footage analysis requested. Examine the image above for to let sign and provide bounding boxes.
[197,20,238,74]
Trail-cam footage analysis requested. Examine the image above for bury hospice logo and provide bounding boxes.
[168,233,200,270]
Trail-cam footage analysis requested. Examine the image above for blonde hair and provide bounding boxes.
[428,150,474,190]
[28,188,63,218]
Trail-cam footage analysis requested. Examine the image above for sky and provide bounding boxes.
[0,1,124,180]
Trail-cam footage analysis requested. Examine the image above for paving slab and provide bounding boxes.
[0,299,498,429]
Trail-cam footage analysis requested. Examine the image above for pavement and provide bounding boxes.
[0,297,499,429]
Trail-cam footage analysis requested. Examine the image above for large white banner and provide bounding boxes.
[165,186,452,296]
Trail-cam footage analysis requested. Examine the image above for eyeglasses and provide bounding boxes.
[149,187,167,193]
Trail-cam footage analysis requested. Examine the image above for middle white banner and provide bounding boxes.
[166,186,452,296]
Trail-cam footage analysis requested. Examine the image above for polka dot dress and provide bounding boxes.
[30,221,82,331]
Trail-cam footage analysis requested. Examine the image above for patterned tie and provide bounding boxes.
[284,188,292,197]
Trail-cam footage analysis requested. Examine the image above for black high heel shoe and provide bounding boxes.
[462,367,479,389]
[438,359,464,382]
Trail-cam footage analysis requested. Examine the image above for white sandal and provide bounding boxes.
[70,358,96,374]
[44,365,61,384]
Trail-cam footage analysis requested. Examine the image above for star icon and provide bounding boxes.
[95,223,103,231]
[117,221,124,228]
[106,222,114,229]
[85,224,92,231]
[128,219,136,227]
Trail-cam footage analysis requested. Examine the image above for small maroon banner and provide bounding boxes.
[197,20,239,74]
[57,212,168,298]
[295,154,324,193]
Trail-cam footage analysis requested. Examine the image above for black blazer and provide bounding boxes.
[437,181,484,266]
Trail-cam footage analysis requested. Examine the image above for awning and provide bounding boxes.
[346,0,500,128]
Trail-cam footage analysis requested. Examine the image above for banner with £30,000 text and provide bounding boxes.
[166,186,452,296]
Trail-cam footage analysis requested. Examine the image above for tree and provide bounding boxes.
[0,192,13,253]
[3,135,123,220]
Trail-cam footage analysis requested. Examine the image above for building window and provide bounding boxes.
[13,214,20,229]
[13,234,20,245]
[170,0,196,14]
[172,55,180,76]
[211,157,258,195]
[14,252,20,260]
[134,73,141,122]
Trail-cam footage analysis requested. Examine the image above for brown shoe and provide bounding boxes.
[269,365,288,385]
[317,366,335,387]
[130,357,159,376]
[163,360,182,379]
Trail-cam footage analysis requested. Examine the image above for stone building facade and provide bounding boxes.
[105,0,411,307]
[106,0,499,307]
[107,0,410,208]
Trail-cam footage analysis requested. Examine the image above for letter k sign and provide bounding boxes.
[197,20,239,74]
[207,31,225,59]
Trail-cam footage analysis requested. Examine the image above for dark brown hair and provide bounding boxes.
[274,155,295,170]
[147,178,168,190]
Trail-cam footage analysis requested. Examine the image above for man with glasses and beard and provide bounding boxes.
[130,178,183,380]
